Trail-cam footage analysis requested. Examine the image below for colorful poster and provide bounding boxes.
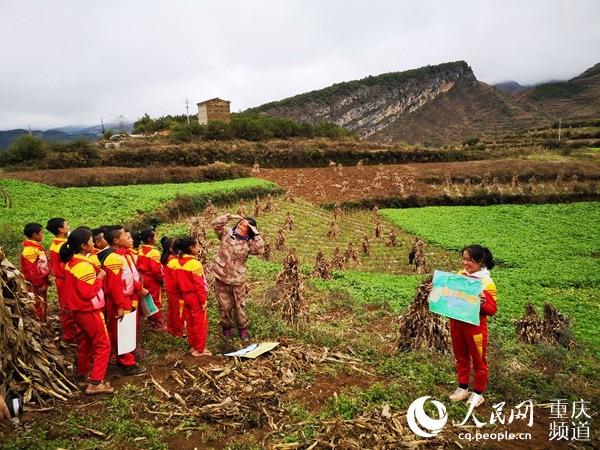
[428,270,482,325]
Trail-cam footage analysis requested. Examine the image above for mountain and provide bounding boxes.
[0,129,97,150]
[494,81,531,94]
[250,61,600,144]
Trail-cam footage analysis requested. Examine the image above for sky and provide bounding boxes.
[1,0,599,130]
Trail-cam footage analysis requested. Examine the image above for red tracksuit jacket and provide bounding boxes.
[137,245,164,286]
[20,240,50,288]
[49,238,67,289]
[64,255,105,312]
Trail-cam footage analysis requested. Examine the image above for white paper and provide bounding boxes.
[224,343,258,357]
[117,309,137,355]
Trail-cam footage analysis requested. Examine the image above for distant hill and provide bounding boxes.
[0,129,97,150]
[494,81,532,94]
[0,120,132,149]
[250,61,600,144]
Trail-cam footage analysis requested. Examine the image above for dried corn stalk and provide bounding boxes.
[284,212,294,231]
[385,229,398,247]
[397,278,451,353]
[515,303,574,348]
[236,202,247,217]
[312,250,332,280]
[331,247,345,270]
[273,250,307,325]
[253,196,261,217]
[203,200,217,223]
[333,203,342,221]
[326,221,339,240]
[275,229,286,251]
[344,242,359,265]
[0,246,77,404]
[263,194,274,212]
[361,235,372,257]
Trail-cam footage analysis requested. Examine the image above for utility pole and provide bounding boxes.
[558,118,562,141]
[100,118,105,134]
[185,98,190,125]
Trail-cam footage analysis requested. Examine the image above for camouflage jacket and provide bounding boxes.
[211,214,264,285]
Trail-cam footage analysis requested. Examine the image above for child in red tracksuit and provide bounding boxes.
[99,225,146,376]
[160,237,185,337]
[20,223,50,321]
[137,228,166,331]
[448,244,497,409]
[60,228,113,395]
[175,237,211,357]
[46,217,76,342]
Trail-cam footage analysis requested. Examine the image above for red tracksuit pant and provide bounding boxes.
[450,318,489,393]
[166,290,184,337]
[73,310,111,383]
[145,280,164,328]
[107,300,136,367]
[31,284,48,322]
[184,294,208,352]
[56,279,77,342]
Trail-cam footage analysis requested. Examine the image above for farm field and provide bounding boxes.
[1,178,600,448]
[257,158,600,204]
[0,178,280,259]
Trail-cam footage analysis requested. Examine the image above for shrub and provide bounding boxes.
[46,139,100,168]
[4,134,47,164]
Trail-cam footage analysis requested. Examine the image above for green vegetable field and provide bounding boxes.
[381,202,600,353]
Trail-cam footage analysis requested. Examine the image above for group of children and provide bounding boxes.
[21,216,496,409]
[21,218,212,395]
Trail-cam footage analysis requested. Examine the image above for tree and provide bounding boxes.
[6,134,47,163]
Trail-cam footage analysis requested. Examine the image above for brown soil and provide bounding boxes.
[287,372,375,412]
[257,159,600,203]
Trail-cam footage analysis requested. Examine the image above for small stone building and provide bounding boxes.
[197,98,231,125]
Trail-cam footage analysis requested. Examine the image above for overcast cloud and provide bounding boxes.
[1,0,598,129]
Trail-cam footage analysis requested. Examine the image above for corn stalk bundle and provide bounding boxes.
[203,200,217,223]
[253,196,261,217]
[515,303,574,349]
[409,238,427,274]
[326,221,339,240]
[0,246,77,404]
[236,202,247,217]
[283,190,295,203]
[262,239,272,261]
[330,247,345,270]
[263,194,274,213]
[385,229,398,247]
[344,242,359,265]
[273,250,307,325]
[275,229,286,251]
[374,221,382,239]
[311,250,332,280]
[332,203,342,221]
[397,277,451,354]
[187,216,210,264]
[361,236,372,257]
[283,212,294,231]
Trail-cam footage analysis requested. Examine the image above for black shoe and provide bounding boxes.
[119,364,147,376]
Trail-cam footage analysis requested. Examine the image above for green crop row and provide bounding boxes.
[0,178,280,258]
[380,202,600,353]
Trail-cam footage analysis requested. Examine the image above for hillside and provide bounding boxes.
[0,129,97,149]
[250,61,600,144]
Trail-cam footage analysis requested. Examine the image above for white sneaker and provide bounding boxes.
[467,392,485,408]
[449,387,470,402]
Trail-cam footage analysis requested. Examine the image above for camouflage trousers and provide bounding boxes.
[213,277,249,331]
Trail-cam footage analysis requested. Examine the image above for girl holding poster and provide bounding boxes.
[448,245,497,409]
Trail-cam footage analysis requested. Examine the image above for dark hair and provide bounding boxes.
[104,225,125,246]
[131,230,142,249]
[46,217,66,236]
[236,217,258,239]
[23,222,43,238]
[140,227,156,245]
[174,236,198,255]
[60,228,92,263]
[462,244,495,270]
[160,236,173,264]
[92,227,106,243]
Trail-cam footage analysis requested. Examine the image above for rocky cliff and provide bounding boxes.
[249,61,600,144]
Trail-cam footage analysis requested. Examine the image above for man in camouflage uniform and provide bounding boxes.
[211,213,264,341]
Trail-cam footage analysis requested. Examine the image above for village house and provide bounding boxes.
[197,98,231,125]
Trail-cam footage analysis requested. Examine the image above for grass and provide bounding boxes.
[0,177,280,259]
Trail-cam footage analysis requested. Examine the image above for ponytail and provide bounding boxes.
[462,244,495,270]
[160,236,172,265]
[131,230,142,249]
[60,228,92,263]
